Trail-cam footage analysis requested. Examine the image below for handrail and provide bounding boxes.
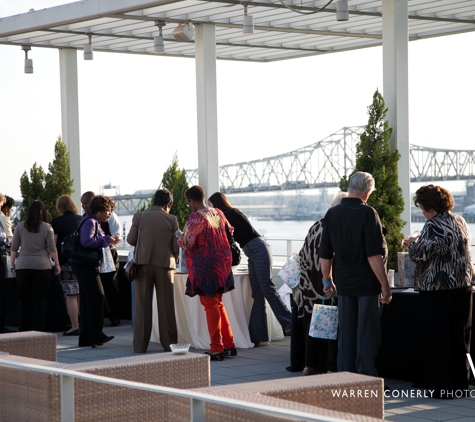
[0,359,350,422]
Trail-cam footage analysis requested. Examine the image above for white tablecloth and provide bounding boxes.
[152,272,284,349]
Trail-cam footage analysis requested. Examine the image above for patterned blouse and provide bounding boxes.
[179,208,235,297]
[296,219,326,318]
[409,212,475,291]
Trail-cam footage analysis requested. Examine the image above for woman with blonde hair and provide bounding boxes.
[51,195,82,335]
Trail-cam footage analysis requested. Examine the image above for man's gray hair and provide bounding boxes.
[348,172,375,195]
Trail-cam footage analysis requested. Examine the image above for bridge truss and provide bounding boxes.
[186,127,475,193]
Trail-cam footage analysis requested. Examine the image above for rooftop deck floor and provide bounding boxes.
[55,320,475,421]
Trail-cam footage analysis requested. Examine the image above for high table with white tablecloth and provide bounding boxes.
[151,272,284,349]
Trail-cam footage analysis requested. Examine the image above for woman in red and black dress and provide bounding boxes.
[177,185,236,361]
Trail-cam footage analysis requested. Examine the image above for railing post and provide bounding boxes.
[287,240,293,259]
[61,374,74,422]
[190,397,205,422]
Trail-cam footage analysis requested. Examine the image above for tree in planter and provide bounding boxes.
[339,89,405,270]
[159,153,190,230]
[44,137,74,221]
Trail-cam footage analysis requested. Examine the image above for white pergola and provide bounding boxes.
[1,0,475,231]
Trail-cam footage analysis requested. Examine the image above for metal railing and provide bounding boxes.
[0,359,350,422]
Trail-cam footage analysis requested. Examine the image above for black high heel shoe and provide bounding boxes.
[95,335,114,347]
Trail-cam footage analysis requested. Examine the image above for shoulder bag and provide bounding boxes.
[224,224,241,267]
[61,218,103,266]
[124,212,143,281]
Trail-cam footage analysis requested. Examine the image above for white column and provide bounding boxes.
[382,0,411,234]
[194,23,219,198]
[59,48,81,208]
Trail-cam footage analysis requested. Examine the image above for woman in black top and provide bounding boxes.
[208,192,292,345]
[51,195,82,336]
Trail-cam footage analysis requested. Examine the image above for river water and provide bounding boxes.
[117,215,475,266]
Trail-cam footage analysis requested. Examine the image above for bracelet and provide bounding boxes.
[323,280,332,286]
[8,264,15,269]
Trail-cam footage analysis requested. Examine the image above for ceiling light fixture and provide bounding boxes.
[154,21,165,54]
[172,22,195,41]
[84,34,93,60]
[336,0,349,21]
[243,5,254,35]
[22,45,33,74]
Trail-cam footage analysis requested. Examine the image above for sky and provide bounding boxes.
[1,0,475,200]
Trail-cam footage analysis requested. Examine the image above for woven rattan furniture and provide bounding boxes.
[185,392,385,422]
[0,352,209,422]
[195,372,384,420]
[0,331,56,361]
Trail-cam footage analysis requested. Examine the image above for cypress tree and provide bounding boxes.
[160,153,190,230]
[17,163,46,223]
[16,136,74,224]
[44,136,74,221]
[340,89,405,270]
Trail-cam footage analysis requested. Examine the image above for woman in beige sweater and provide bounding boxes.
[10,201,60,331]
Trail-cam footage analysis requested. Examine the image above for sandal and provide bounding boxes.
[204,351,224,361]
[224,348,237,357]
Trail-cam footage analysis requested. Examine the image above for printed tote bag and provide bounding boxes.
[277,253,301,289]
[309,296,338,340]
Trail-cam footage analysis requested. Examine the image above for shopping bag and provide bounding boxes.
[277,253,301,289]
[397,252,415,287]
[308,297,338,340]
[177,248,187,274]
[99,247,116,273]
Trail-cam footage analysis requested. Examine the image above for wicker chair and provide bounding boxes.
[0,352,209,422]
[195,372,384,420]
[0,331,56,361]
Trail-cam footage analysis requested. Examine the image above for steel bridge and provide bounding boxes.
[186,126,475,194]
[10,130,475,217]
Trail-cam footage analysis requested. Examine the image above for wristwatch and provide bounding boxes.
[8,264,15,269]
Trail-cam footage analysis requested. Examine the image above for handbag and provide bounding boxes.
[61,218,103,266]
[99,247,116,273]
[308,296,338,340]
[124,258,137,281]
[225,224,241,266]
[124,213,143,282]
[277,253,301,289]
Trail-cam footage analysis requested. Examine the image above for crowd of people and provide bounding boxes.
[0,174,474,398]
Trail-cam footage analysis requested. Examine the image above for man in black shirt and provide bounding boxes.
[318,171,392,376]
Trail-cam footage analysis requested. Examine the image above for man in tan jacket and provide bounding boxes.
[127,189,179,353]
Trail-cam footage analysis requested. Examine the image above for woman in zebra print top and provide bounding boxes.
[296,192,347,376]
[407,184,474,398]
